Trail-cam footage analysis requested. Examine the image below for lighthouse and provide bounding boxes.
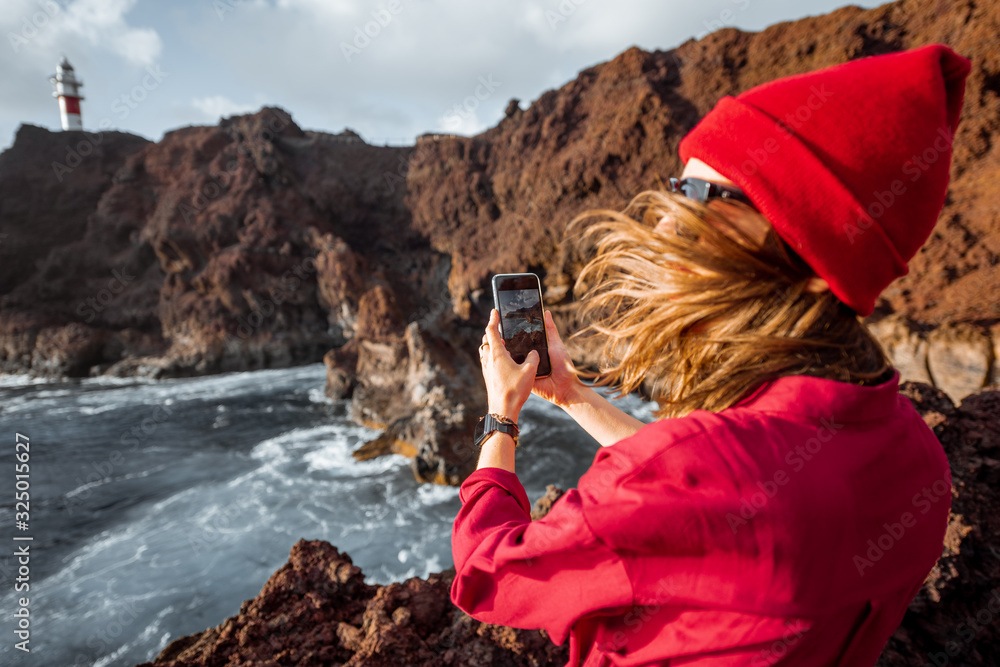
[50,57,84,131]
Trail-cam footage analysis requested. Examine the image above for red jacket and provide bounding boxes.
[451,371,950,666]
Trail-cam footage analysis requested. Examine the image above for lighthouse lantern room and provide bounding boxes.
[50,57,84,131]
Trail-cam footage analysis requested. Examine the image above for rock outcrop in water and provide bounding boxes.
[136,383,999,665]
[2,0,998,481]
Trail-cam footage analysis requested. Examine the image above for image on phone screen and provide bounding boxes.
[497,286,551,376]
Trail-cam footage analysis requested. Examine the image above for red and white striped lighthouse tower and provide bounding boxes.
[49,57,84,131]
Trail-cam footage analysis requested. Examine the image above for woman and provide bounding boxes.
[451,44,971,666]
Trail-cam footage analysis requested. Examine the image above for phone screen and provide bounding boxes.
[494,274,551,377]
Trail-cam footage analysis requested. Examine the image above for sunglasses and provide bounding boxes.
[669,177,757,210]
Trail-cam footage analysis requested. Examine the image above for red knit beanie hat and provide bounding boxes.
[678,44,971,316]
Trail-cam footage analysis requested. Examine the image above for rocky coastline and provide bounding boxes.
[1,0,997,484]
[0,0,998,662]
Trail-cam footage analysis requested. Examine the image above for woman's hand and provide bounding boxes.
[480,309,539,423]
[531,310,584,409]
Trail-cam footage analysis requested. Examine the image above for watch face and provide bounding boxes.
[474,415,490,447]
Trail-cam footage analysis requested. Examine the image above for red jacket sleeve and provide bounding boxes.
[450,467,634,645]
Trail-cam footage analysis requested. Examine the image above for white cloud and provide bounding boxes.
[275,0,358,19]
[191,95,260,121]
[2,0,162,66]
[63,0,161,65]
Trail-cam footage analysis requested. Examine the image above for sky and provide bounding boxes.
[0,0,887,151]
[499,287,541,314]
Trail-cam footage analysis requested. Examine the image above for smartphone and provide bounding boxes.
[491,273,551,377]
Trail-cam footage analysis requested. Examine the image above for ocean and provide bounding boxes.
[0,363,654,666]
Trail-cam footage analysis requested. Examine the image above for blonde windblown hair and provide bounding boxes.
[568,189,892,419]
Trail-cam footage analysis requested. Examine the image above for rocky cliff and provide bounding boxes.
[0,111,483,482]
[1,0,998,481]
[402,0,999,402]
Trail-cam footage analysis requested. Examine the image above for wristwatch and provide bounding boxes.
[474,413,520,448]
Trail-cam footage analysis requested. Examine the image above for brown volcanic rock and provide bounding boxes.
[0,124,149,296]
[0,108,438,379]
[530,485,566,521]
[138,540,373,666]
[878,383,1000,666]
[0,124,155,376]
[127,109,352,376]
[138,538,568,667]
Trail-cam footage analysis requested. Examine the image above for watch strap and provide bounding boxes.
[475,413,519,448]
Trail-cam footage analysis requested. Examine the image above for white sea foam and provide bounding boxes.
[416,483,461,503]
[308,386,332,403]
[78,403,120,415]
[83,374,159,386]
[0,373,56,387]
